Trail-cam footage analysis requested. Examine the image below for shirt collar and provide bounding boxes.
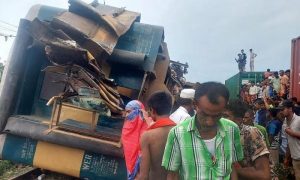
[293,113,298,119]
[291,113,298,123]
[178,106,188,113]
[187,116,226,137]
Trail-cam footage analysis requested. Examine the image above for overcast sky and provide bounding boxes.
[1,0,300,83]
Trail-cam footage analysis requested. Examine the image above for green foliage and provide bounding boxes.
[0,160,14,176]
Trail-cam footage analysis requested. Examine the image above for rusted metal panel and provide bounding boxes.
[51,0,140,56]
[115,23,164,72]
[109,23,164,91]
[4,116,123,157]
[108,49,146,68]
[52,12,117,57]
[291,37,300,100]
[24,3,164,93]
[140,42,170,103]
[59,119,121,142]
[0,1,171,162]
[92,3,141,23]
[69,0,140,37]
[25,5,65,22]
[110,66,144,90]
[40,72,66,100]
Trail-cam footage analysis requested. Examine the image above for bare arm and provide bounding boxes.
[166,171,179,180]
[262,97,271,109]
[237,155,270,180]
[230,164,238,180]
[141,109,154,126]
[137,133,150,180]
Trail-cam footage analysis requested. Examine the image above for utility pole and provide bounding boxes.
[0,32,15,41]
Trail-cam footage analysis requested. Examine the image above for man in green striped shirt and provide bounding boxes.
[162,82,243,179]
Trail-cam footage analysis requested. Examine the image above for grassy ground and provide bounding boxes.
[0,160,13,176]
[0,160,79,180]
[0,160,33,180]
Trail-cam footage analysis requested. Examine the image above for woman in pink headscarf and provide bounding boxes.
[121,100,152,180]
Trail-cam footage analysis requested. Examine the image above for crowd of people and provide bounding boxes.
[120,80,300,180]
[240,69,293,105]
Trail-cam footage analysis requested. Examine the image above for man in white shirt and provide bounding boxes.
[280,100,300,180]
[257,83,263,99]
[249,49,257,72]
[249,82,258,104]
[169,89,195,124]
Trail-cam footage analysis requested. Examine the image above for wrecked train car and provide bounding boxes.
[0,0,178,179]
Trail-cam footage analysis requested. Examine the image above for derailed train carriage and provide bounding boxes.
[0,0,182,179]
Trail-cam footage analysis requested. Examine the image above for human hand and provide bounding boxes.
[141,109,154,126]
[285,127,293,136]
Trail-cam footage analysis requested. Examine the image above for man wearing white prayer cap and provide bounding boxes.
[170,89,195,124]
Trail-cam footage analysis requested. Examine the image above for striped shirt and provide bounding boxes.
[162,116,243,180]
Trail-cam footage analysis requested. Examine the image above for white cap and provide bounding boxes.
[180,89,195,99]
